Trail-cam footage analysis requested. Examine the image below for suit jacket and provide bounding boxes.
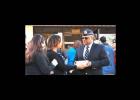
[74,43,109,75]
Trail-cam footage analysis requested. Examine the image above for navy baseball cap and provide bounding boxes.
[82,29,94,37]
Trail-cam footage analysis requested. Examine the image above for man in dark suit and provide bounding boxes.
[72,28,109,75]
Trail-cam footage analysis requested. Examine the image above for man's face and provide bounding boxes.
[82,36,93,45]
[82,38,86,45]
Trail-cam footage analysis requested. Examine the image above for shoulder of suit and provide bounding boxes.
[76,45,84,50]
[93,43,104,48]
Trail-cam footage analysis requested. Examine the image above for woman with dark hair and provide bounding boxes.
[47,35,75,75]
[25,34,55,75]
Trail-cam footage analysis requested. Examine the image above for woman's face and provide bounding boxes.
[57,41,62,48]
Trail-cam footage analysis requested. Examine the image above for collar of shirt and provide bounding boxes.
[83,41,93,59]
[87,41,93,51]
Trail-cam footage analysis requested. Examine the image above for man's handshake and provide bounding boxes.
[75,60,91,69]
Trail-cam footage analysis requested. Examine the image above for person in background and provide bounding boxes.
[100,36,115,75]
[64,44,74,65]
[64,40,82,74]
[112,39,116,68]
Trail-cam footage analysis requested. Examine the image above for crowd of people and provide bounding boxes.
[25,28,116,75]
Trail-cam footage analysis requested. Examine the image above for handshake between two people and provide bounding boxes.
[74,60,92,70]
[69,60,92,74]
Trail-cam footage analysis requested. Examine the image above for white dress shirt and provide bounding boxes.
[83,41,93,59]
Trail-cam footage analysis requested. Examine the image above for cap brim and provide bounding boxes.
[82,35,93,37]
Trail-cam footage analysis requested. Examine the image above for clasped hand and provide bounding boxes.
[75,60,91,69]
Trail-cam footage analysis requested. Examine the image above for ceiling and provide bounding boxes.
[33,25,116,34]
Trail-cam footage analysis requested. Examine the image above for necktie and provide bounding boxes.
[84,46,89,60]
